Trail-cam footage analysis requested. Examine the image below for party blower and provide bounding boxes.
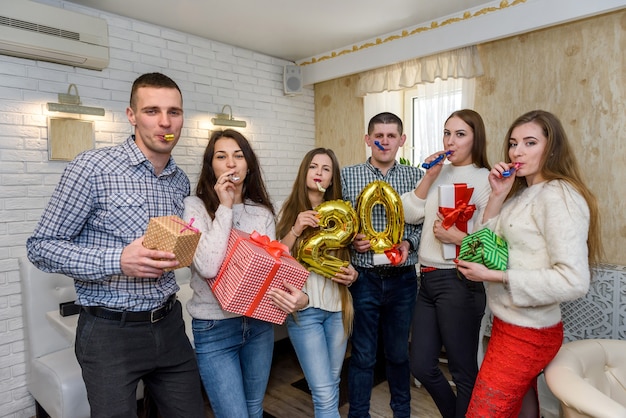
[502,162,521,178]
[421,150,452,169]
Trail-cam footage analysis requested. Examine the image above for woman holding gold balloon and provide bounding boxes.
[401,109,491,418]
[270,148,358,418]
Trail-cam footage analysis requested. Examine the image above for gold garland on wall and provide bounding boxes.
[299,0,527,66]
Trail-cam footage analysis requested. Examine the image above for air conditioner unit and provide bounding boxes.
[0,0,109,70]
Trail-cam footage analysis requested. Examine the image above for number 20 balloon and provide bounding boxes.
[356,180,404,253]
[297,200,358,279]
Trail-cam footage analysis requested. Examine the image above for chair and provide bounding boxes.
[20,257,194,417]
[19,257,90,418]
[544,339,626,418]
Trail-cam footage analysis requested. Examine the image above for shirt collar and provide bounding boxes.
[365,157,399,176]
[124,135,178,177]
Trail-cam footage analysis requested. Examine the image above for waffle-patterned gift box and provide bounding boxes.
[143,215,201,271]
[210,229,309,324]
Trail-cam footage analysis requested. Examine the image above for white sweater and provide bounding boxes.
[300,271,342,313]
[183,196,275,320]
[401,164,491,269]
[482,180,590,329]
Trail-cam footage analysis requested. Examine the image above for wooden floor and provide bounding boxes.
[201,338,447,418]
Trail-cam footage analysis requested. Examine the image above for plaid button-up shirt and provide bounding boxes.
[27,136,190,311]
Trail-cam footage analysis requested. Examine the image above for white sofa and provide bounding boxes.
[19,257,194,418]
[544,339,626,418]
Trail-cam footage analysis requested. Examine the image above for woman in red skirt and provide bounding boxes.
[455,110,602,417]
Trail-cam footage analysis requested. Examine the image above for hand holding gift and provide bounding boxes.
[142,215,202,271]
[210,230,309,324]
[458,228,508,270]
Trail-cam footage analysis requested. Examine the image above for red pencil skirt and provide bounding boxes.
[466,316,563,418]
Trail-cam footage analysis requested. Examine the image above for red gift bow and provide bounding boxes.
[384,244,402,265]
[249,231,289,258]
[440,185,476,231]
[172,217,200,233]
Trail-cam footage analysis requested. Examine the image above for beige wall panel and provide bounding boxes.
[474,10,626,264]
[315,75,365,168]
[48,118,94,161]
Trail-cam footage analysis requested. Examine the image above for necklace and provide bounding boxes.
[233,204,244,228]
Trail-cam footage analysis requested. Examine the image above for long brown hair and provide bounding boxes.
[195,129,274,219]
[277,148,354,335]
[446,109,490,170]
[503,110,602,264]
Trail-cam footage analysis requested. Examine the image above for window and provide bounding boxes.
[402,77,475,166]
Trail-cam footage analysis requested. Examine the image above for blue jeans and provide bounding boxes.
[192,316,274,418]
[287,307,348,418]
[410,268,485,418]
[75,301,205,418]
[348,265,418,418]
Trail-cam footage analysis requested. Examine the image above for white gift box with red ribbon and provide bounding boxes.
[210,229,309,324]
[438,184,476,259]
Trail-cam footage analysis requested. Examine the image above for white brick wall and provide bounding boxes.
[0,1,315,416]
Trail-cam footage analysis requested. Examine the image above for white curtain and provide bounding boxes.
[405,77,476,165]
[356,46,483,97]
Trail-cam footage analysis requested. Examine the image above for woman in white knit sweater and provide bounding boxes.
[183,129,308,418]
[401,109,491,418]
[458,110,602,418]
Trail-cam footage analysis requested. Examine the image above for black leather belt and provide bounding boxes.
[83,294,177,323]
[368,265,416,275]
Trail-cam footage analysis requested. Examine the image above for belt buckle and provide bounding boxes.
[150,295,175,323]
[150,306,164,323]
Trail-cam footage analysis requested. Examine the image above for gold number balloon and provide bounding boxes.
[297,200,358,279]
[356,180,404,253]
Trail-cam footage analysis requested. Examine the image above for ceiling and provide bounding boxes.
[63,0,492,62]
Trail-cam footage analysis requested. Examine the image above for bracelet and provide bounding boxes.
[502,270,510,289]
[290,226,301,238]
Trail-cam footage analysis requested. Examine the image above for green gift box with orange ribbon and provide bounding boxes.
[458,228,508,271]
[210,229,309,324]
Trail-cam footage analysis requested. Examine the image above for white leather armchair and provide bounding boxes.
[20,257,196,417]
[20,257,90,418]
[544,339,626,418]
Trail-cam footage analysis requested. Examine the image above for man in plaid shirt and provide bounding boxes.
[341,112,423,418]
[26,73,204,418]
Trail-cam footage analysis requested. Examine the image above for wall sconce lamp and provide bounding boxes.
[47,84,105,116]
[211,105,246,128]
